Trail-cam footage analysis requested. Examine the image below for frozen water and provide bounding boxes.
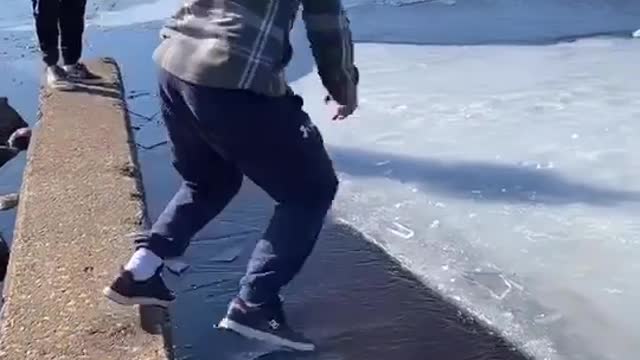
[88,0,180,28]
[285,2,640,359]
[288,9,640,360]
[346,0,640,45]
[0,0,179,30]
[164,258,190,275]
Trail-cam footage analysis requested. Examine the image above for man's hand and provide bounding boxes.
[301,0,359,121]
[324,80,358,121]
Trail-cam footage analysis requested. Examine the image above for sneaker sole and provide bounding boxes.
[102,287,173,308]
[67,76,102,84]
[49,82,75,91]
[217,318,315,352]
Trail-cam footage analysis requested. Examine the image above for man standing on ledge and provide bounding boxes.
[103,0,358,352]
[32,0,93,89]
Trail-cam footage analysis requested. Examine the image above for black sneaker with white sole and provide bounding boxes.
[217,297,315,352]
[103,267,175,307]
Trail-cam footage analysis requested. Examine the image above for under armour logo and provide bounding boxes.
[268,319,280,330]
[299,124,311,139]
[300,123,318,139]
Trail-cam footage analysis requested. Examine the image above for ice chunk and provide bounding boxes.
[165,258,190,275]
[386,221,415,239]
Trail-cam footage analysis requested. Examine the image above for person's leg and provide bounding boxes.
[174,81,337,350]
[103,69,243,307]
[59,0,95,79]
[228,96,337,307]
[31,0,60,67]
[139,74,244,260]
[32,0,73,90]
[59,0,85,66]
[236,116,337,308]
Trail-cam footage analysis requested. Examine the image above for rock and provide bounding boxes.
[0,193,19,211]
[164,258,190,275]
[0,97,28,145]
[8,127,31,151]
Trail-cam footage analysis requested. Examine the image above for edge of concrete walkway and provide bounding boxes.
[0,58,170,359]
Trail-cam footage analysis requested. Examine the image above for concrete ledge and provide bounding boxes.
[0,58,168,359]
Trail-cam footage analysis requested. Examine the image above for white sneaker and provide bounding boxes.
[62,63,96,80]
[46,65,74,91]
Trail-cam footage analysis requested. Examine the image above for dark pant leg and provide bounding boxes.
[59,0,87,65]
[174,75,339,306]
[32,0,60,66]
[135,70,244,259]
[237,104,338,306]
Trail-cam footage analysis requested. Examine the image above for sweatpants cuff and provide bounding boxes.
[130,231,183,259]
[239,285,279,307]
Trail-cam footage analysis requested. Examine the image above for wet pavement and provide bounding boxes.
[0,16,528,360]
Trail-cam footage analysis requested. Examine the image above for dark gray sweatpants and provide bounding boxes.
[138,69,338,307]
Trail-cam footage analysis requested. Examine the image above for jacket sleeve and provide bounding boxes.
[300,0,359,104]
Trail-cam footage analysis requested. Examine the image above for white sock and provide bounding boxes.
[124,248,163,281]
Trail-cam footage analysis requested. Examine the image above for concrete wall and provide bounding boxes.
[0,58,169,359]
